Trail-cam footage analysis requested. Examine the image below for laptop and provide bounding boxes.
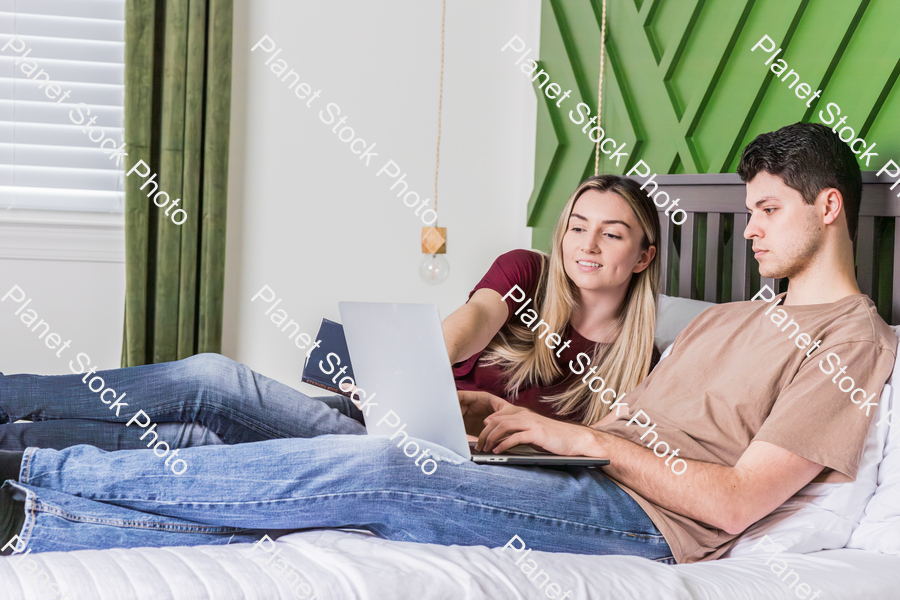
[338,301,609,467]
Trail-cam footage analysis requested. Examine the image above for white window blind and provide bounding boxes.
[0,0,125,213]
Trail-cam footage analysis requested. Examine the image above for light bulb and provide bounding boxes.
[419,253,450,285]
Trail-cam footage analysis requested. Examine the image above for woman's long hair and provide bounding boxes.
[479,174,661,425]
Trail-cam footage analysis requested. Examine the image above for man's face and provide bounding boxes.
[744,172,823,280]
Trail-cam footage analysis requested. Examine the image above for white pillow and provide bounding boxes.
[846,327,900,554]
[727,326,898,557]
[654,294,715,350]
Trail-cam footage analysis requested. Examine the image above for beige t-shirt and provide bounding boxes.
[598,292,897,564]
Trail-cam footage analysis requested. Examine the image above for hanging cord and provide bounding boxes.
[594,0,607,176]
[434,0,446,220]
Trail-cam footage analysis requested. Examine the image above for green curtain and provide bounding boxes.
[122,0,233,366]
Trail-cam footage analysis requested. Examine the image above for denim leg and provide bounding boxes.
[0,420,225,451]
[2,481,268,553]
[0,354,366,448]
[14,437,671,559]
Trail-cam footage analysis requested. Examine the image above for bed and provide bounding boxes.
[2,531,899,600]
[3,173,900,600]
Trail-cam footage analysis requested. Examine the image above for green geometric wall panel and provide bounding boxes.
[529,0,900,251]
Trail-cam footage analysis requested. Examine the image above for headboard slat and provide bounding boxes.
[731,213,750,302]
[658,212,670,295]
[679,213,696,298]
[705,213,723,302]
[857,216,875,297]
[893,217,900,325]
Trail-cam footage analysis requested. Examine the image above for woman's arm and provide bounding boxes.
[442,288,509,365]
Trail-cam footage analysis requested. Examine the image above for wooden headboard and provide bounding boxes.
[632,173,899,325]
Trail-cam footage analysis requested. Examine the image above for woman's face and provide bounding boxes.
[561,189,655,295]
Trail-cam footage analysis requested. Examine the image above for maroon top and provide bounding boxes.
[453,249,606,421]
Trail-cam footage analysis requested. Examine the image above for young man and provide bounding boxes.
[0,123,894,563]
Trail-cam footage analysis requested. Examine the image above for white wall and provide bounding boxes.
[223,0,541,390]
[0,210,125,375]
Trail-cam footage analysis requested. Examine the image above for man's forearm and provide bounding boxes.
[582,429,742,533]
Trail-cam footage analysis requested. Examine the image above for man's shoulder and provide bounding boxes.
[830,294,897,355]
[679,293,897,355]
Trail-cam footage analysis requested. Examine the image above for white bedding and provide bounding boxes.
[2,530,898,600]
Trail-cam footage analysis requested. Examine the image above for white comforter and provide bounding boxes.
[2,530,898,600]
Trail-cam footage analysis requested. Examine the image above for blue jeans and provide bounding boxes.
[8,437,672,561]
[0,353,366,450]
[0,354,673,561]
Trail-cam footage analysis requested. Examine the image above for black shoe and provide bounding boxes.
[0,450,22,483]
[0,484,25,555]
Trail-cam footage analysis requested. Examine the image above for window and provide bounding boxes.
[0,0,125,213]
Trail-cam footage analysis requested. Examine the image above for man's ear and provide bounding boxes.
[821,188,843,226]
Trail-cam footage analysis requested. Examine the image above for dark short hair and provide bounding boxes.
[737,122,862,241]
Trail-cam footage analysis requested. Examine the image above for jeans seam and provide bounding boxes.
[32,500,251,534]
[20,447,35,484]
[361,490,666,541]
[84,489,668,542]
[25,498,36,548]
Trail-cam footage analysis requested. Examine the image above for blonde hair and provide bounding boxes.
[479,175,661,425]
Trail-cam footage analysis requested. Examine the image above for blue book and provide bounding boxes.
[301,318,355,397]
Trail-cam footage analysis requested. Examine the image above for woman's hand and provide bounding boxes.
[477,405,596,456]
[458,390,509,436]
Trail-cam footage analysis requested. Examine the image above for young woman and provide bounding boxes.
[0,174,659,452]
[450,173,660,429]
[0,174,672,561]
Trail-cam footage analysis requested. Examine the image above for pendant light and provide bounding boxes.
[594,0,607,176]
[420,0,449,285]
